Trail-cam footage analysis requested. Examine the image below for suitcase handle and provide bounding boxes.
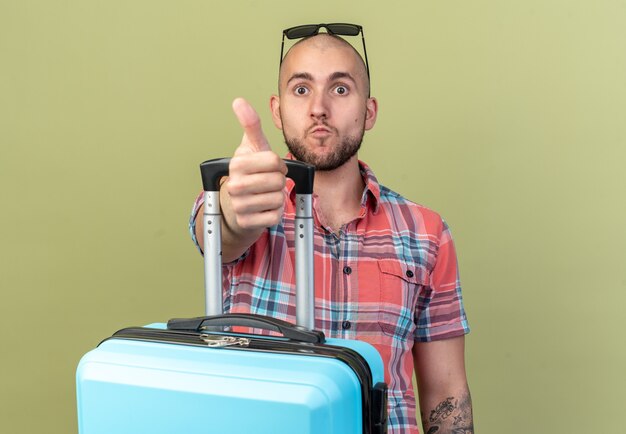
[200,158,314,193]
[199,157,230,192]
[199,157,316,330]
[167,313,326,344]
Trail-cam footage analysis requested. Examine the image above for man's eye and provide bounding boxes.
[295,86,308,95]
[335,86,348,95]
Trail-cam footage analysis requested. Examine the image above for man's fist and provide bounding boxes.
[223,98,288,232]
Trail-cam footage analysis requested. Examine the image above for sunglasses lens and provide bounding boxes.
[327,24,360,36]
[285,25,319,39]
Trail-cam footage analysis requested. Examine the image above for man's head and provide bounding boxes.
[279,34,371,97]
[270,33,378,171]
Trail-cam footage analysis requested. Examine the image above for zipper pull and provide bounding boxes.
[199,334,250,348]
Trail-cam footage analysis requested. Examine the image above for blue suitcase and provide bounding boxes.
[76,159,388,434]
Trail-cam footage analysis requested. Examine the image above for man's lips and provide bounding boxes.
[307,124,334,137]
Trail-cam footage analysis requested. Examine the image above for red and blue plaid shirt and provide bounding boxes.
[189,160,469,434]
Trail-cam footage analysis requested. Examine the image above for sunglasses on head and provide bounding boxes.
[279,23,370,80]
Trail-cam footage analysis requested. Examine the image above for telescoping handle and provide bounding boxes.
[198,158,316,330]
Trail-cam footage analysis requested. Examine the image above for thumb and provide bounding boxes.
[232,98,271,154]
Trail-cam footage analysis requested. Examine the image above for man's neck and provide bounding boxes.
[312,155,365,233]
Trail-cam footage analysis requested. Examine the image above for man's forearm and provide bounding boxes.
[420,391,474,434]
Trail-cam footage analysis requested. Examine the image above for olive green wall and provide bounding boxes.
[1,1,625,433]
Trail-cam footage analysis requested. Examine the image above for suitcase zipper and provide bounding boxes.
[198,334,250,347]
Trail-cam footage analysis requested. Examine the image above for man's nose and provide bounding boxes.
[309,93,329,119]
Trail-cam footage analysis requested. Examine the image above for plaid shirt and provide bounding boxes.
[189,161,469,434]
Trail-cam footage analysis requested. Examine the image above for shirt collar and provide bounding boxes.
[284,154,381,215]
[358,160,381,214]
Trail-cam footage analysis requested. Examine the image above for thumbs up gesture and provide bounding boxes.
[231,98,275,155]
[219,99,288,260]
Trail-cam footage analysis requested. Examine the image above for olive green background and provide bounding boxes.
[1,1,625,433]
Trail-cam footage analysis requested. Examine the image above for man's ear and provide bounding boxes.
[270,95,283,130]
[364,97,378,131]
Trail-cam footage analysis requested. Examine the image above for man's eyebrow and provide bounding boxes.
[286,72,314,86]
[328,71,357,83]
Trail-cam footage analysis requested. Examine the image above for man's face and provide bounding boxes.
[271,36,377,171]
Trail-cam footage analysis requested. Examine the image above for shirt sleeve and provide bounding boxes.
[189,191,204,254]
[413,220,470,342]
[189,191,250,265]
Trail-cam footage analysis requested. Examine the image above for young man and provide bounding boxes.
[190,24,473,434]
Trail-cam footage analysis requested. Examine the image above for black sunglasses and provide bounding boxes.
[279,23,370,80]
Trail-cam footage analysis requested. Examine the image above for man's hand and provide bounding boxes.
[225,98,287,232]
[197,98,286,262]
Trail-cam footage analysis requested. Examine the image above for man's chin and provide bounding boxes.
[306,154,355,171]
[285,135,362,171]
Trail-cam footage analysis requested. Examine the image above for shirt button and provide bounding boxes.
[343,266,352,275]
[342,320,352,330]
[406,270,414,278]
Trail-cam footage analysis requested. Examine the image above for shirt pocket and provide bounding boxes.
[378,259,429,339]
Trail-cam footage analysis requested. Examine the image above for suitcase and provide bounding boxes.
[76,158,388,434]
